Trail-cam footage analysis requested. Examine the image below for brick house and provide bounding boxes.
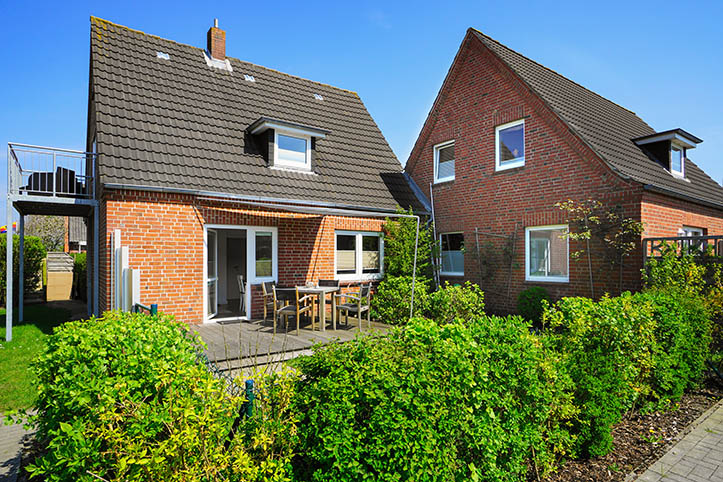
[405,29,723,312]
[87,18,424,323]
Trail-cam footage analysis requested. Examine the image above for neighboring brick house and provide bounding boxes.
[87,18,425,323]
[405,29,723,312]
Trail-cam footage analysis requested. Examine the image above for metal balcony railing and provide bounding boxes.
[643,235,723,261]
[7,143,96,201]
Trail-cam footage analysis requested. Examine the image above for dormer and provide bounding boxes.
[633,128,703,179]
[248,117,330,173]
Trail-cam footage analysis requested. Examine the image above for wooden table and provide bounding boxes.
[296,286,340,332]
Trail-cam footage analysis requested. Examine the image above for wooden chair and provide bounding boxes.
[261,281,275,321]
[335,283,372,330]
[273,286,314,335]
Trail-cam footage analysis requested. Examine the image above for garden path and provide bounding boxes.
[635,399,723,481]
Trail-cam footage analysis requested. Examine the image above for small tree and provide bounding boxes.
[25,215,65,252]
[382,207,433,280]
[556,199,644,296]
[0,235,47,305]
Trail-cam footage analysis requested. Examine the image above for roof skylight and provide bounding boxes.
[244,74,255,82]
[156,52,170,60]
[314,93,324,101]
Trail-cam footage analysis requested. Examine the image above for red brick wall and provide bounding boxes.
[406,34,644,312]
[641,192,723,238]
[100,189,384,323]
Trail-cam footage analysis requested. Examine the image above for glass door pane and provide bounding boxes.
[207,229,218,318]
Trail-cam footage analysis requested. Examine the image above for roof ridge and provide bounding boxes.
[468,27,642,118]
[90,16,360,96]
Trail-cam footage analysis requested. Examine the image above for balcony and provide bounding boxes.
[8,143,97,216]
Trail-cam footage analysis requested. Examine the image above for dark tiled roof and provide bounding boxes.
[90,17,423,212]
[471,30,723,208]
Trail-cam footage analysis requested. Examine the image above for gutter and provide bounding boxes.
[643,184,723,211]
[103,182,430,216]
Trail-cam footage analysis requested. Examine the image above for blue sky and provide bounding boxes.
[2,0,722,221]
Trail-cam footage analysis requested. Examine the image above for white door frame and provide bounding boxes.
[202,224,278,323]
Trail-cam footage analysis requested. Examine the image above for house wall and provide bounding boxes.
[406,35,644,313]
[641,191,723,238]
[99,189,384,323]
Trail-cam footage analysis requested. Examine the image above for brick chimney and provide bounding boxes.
[207,19,225,60]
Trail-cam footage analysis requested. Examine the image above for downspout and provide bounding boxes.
[410,215,420,319]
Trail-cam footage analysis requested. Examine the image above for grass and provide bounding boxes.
[0,304,72,412]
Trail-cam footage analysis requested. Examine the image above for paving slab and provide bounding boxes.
[635,399,723,481]
[0,417,34,482]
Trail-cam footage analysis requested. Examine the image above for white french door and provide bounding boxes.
[207,229,218,318]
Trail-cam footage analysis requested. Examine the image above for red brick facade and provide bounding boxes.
[99,189,384,323]
[406,34,723,313]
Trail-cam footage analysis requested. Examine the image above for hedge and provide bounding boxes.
[0,234,46,306]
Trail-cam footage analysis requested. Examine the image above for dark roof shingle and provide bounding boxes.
[90,17,423,212]
[471,29,723,208]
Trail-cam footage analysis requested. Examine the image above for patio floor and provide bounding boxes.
[192,317,391,372]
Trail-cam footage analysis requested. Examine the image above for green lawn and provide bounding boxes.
[0,305,72,412]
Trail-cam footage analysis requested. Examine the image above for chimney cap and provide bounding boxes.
[214,18,218,28]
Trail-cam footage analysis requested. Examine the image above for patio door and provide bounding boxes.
[207,229,218,318]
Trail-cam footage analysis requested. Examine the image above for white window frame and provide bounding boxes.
[334,230,384,281]
[670,144,685,178]
[274,129,312,171]
[525,224,569,283]
[495,119,525,171]
[439,232,464,276]
[202,224,278,323]
[433,140,455,183]
[681,226,703,237]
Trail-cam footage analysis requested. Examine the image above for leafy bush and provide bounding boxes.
[72,252,87,301]
[636,289,711,404]
[427,281,485,324]
[517,286,550,323]
[382,207,434,279]
[28,311,291,482]
[642,243,710,295]
[0,235,46,306]
[371,275,429,325]
[291,316,571,482]
[543,294,657,457]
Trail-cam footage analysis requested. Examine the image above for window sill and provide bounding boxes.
[269,165,316,175]
[433,178,455,185]
[494,163,525,174]
[524,277,569,284]
[336,274,383,282]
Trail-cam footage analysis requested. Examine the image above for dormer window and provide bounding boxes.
[275,131,311,169]
[671,145,684,177]
[633,128,702,180]
[248,117,330,173]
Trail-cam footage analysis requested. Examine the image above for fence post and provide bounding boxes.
[244,379,255,418]
[150,303,158,316]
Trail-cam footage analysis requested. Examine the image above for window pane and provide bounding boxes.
[337,234,356,274]
[671,147,682,172]
[362,235,380,273]
[207,230,216,278]
[528,228,567,278]
[436,144,455,180]
[441,233,464,273]
[255,232,273,277]
[498,123,524,164]
[277,134,307,164]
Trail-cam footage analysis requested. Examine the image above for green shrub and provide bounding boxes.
[517,286,550,323]
[291,316,572,482]
[371,275,429,325]
[72,252,87,301]
[636,289,711,405]
[642,243,713,295]
[382,207,434,279]
[427,281,485,324]
[543,294,657,457]
[28,311,291,482]
[0,235,46,305]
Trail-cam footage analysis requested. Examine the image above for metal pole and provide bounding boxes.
[18,215,24,323]
[429,183,439,289]
[93,206,99,315]
[409,216,420,319]
[86,217,92,317]
[6,145,14,341]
